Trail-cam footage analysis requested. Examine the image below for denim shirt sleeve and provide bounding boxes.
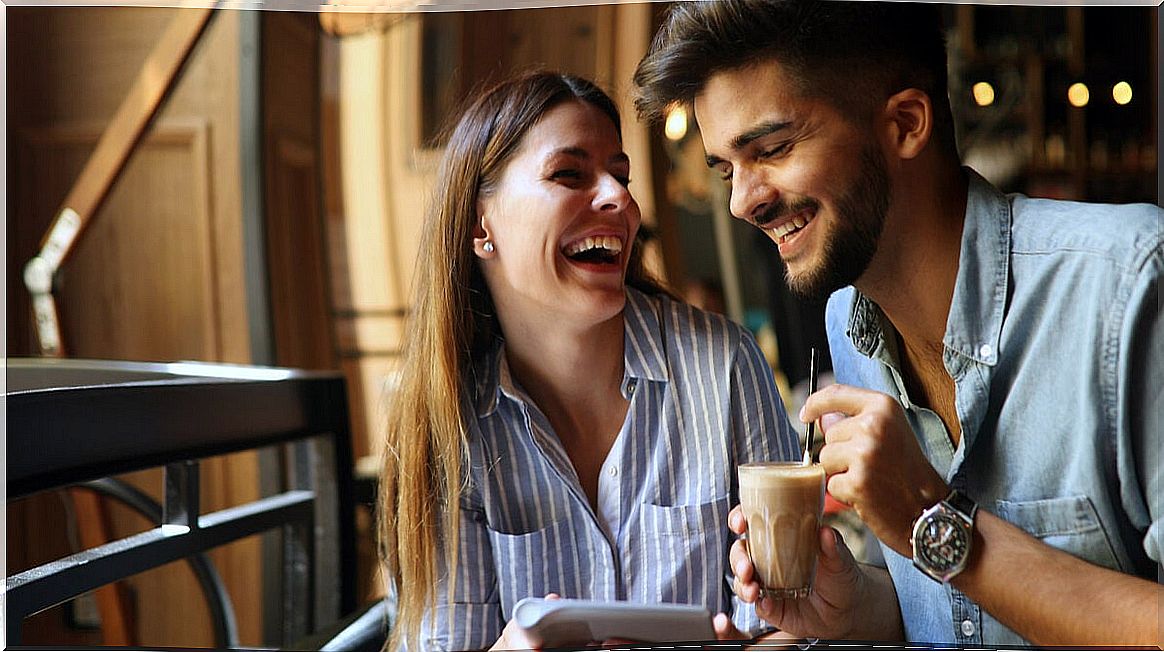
[1117,243,1163,566]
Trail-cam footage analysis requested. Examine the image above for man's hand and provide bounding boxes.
[802,384,948,554]
[728,507,868,640]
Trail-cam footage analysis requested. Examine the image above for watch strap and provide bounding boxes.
[944,489,978,522]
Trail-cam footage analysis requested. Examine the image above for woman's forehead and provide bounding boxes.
[518,101,623,159]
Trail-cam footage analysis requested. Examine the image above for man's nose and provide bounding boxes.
[728,167,778,225]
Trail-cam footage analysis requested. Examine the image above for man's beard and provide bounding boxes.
[784,145,890,302]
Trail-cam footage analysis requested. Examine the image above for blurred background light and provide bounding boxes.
[1112,81,1132,105]
[1068,82,1090,107]
[664,105,688,141]
[972,82,996,107]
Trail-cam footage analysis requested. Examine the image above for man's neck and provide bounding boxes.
[857,165,969,352]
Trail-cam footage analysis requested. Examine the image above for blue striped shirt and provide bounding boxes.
[422,288,799,650]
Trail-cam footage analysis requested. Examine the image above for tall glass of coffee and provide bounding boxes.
[738,461,826,598]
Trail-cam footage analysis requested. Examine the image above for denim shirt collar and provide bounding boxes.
[474,287,670,417]
[847,168,1011,367]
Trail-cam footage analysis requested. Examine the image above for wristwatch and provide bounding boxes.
[911,489,978,583]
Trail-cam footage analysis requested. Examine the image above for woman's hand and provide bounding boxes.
[712,612,750,640]
[489,593,562,651]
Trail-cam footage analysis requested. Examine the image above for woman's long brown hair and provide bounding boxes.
[378,70,663,651]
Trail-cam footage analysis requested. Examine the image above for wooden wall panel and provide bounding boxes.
[6,7,264,647]
[15,122,221,361]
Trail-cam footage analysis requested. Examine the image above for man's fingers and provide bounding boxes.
[728,504,747,534]
[730,539,753,582]
[819,527,855,572]
[800,383,890,423]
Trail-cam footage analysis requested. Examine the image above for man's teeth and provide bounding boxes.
[771,214,810,239]
[564,235,623,257]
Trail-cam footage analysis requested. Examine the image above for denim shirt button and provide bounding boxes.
[960,620,976,637]
[978,344,993,358]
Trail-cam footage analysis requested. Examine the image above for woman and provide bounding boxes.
[378,71,799,651]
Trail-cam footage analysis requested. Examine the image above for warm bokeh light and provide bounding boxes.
[1112,81,1133,105]
[1068,83,1090,107]
[972,82,996,107]
[664,105,688,141]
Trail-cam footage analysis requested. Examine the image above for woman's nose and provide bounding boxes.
[594,173,631,212]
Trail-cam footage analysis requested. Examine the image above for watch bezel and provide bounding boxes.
[911,495,976,583]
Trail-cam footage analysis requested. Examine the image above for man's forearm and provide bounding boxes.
[954,511,1161,647]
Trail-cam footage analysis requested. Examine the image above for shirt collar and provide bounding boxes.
[473,287,670,418]
[846,167,1010,366]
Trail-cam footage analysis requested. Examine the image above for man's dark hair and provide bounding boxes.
[633,0,958,156]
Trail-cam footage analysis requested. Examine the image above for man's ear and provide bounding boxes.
[881,88,933,160]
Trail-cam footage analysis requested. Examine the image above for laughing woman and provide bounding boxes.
[378,71,799,651]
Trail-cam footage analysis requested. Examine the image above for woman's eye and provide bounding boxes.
[551,169,583,181]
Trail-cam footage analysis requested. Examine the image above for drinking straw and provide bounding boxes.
[803,347,818,464]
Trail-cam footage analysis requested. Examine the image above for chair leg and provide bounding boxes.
[67,488,136,646]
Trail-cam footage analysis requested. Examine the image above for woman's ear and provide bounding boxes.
[881,88,933,161]
[472,199,494,258]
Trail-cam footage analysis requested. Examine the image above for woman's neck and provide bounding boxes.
[499,309,631,509]
[500,310,627,429]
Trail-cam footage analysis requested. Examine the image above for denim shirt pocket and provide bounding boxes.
[486,519,580,616]
[994,495,1120,568]
[635,496,731,605]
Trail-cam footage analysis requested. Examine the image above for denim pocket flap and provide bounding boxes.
[994,495,1101,537]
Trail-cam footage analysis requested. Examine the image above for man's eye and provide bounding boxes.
[551,169,583,180]
[759,143,790,159]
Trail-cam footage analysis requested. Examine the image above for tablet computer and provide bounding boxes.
[511,597,715,648]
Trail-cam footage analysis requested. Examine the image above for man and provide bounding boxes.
[634,0,1161,646]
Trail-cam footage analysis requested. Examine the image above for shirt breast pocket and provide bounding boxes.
[994,495,1120,569]
[634,496,730,606]
[486,519,580,616]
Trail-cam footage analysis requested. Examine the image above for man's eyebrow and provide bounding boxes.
[730,120,792,151]
[705,120,792,169]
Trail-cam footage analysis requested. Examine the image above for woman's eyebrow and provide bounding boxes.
[548,146,590,160]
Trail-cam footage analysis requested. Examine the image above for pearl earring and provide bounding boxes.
[483,241,495,253]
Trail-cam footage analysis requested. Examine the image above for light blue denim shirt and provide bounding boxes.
[825,169,1163,646]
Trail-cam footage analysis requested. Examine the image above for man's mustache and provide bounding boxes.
[753,198,820,227]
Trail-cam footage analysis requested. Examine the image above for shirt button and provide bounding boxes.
[609,466,618,477]
[960,619,976,637]
[626,379,636,394]
[978,344,993,358]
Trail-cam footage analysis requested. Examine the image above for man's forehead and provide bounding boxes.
[695,63,800,150]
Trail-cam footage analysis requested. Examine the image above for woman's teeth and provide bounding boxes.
[563,235,623,258]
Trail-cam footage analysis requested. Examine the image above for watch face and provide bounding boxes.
[916,513,970,574]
